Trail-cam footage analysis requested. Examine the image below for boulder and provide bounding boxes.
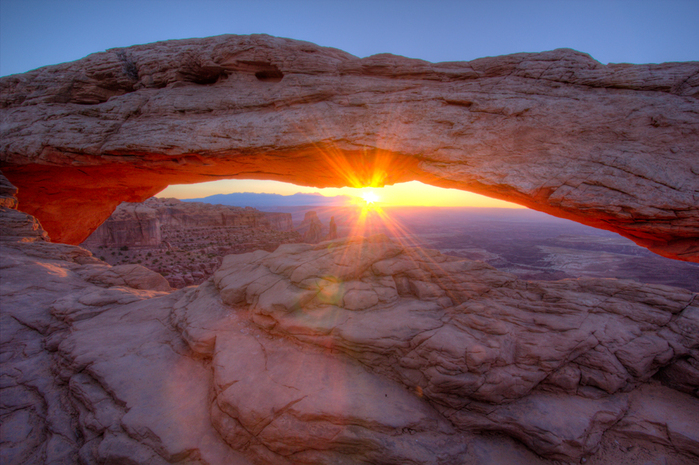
[212,236,698,410]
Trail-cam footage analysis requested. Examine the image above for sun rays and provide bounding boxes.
[362,191,379,205]
[285,111,452,266]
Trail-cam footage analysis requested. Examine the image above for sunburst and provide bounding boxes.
[362,191,379,204]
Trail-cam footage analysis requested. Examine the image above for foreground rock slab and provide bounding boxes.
[1,173,698,464]
[1,34,697,261]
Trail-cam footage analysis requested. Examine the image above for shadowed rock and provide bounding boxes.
[0,34,697,261]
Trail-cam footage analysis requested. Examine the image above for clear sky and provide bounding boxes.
[2,0,697,207]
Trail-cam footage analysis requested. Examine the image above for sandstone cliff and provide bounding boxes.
[1,172,697,465]
[83,197,293,248]
[0,35,696,261]
[81,197,300,288]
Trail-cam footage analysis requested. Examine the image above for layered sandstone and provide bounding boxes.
[81,197,299,287]
[0,170,48,242]
[0,35,697,260]
[82,197,293,248]
[1,172,698,464]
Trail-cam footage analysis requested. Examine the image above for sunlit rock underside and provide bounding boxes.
[1,171,698,464]
[0,34,697,260]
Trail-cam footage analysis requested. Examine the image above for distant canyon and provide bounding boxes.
[82,197,699,292]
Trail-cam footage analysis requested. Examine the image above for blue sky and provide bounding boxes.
[2,0,697,77]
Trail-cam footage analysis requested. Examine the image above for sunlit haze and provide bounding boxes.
[362,191,379,205]
[156,180,524,208]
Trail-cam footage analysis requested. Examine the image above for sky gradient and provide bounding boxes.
[2,0,697,206]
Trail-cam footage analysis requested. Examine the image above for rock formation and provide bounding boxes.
[81,197,300,287]
[1,172,698,464]
[328,215,338,240]
[297,210,325,243]
[0,35,697,261]
[0,172,18,208]
[82,197,293,248]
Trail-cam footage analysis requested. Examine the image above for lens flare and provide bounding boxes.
[362,191,379,204]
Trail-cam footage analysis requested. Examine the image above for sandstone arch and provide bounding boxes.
[1,34,697,261]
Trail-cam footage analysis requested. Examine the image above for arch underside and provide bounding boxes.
[1,34,697,261]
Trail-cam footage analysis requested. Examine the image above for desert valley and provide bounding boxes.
[1,33,698,465]
[82,197,699,292]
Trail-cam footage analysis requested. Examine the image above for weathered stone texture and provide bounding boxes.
[3,172,697,464]
[82,197,293,249]
[0,35,697,260]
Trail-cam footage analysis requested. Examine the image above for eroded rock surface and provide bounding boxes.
[207,234,699,461]
[1,172,698,464]
[81,197,300,287]
[83,197,293,248]
[1,35,697,261]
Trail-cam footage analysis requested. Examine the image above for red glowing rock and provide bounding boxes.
[1,35,697,261]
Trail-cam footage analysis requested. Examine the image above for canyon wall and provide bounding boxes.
[0,35,697,261]
[80,197,299,288]
[82,197,293,248]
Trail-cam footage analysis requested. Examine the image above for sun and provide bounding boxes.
[362,191,379,204]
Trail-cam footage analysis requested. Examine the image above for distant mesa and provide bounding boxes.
[328,216,338,240]
[182,192,355,208]
[80,197,343,287]
[81,197,301,287]
[83,197,295,249]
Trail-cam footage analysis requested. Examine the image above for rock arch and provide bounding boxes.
[1,34,697,261]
